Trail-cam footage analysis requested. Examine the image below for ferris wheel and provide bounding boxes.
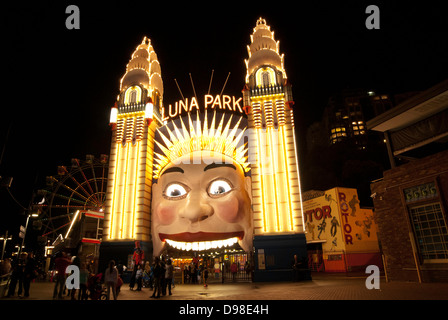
[35,154,109,242]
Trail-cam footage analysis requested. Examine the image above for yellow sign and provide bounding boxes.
[304,187,379,253]
[336,187,378,252]
[304,188,343,252]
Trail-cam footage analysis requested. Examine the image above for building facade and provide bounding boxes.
[321,89,395,147]
[303,187,382,273]
[369,80,448,282]
[100,19,307,281]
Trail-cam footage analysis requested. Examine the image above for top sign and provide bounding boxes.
[161,94,244,122]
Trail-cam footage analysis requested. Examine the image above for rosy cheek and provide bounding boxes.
[215,196,240,223]
[156,203,177,225]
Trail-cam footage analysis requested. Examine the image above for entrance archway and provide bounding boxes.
[161,242,253,284]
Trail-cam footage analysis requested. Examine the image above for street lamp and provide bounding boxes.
[17,213,39,259]
[0,230,13,260]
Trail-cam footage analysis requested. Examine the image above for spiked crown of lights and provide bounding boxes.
[153,110,250,179]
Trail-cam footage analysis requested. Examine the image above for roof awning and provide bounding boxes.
[367,80,448,132]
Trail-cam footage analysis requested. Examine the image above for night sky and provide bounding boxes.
[1,1,447,246]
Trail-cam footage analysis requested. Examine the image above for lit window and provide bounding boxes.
[130,90,137,103]
[409,203,448,262]
[124,86,142,104]
[262,72,271,87]
[255,67,276,87]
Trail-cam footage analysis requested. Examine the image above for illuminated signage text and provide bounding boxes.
[339,192,353,245]
[161,95,243,121]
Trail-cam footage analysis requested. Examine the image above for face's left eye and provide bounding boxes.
[208,179,233,197]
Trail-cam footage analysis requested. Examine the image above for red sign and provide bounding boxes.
[304,206,332,223]
[338,192,353,245]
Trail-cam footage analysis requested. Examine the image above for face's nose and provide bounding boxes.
[180,191,214,224]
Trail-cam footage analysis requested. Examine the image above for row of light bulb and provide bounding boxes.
[165,237,238,251]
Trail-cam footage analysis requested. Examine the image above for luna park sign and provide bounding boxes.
[161,95,244,121]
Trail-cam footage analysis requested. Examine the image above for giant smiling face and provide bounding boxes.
[151,151,253,256]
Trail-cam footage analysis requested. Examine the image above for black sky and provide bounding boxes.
[1,1,447,241]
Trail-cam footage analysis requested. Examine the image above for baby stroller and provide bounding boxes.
[88,273,106,300]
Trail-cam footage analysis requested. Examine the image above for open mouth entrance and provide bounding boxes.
[159,236,253,284]
[165,237,239,251]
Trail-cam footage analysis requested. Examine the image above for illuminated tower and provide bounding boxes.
[243,18,308,281]
[101,37,163,259]
[244,18,304,234]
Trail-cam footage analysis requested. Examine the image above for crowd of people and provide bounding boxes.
[51,251,100,300]
[182,261,215,285]
[1,253,38,298]
[1,250,123,300]
[126,256,213,299]
[1,249,250,300]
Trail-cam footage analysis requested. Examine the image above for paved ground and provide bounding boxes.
[2,273,447,318]
[2,272,448,301]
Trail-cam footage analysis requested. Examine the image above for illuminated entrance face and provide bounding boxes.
[151,151,253,256]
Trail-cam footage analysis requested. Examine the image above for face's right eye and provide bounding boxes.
[164,183,189,199]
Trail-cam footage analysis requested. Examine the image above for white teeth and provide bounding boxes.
[165,237,239,251]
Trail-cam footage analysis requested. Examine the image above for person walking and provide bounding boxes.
[230,262,238,282]
[187,264,192,283]
[15,254,26,298]
[129,263,137,291]
[160,258,166,295]
[183,265,189,284]
[52,252,71,299]
[150,257,162,299]
[21,252,37,298]
[165,259,174,295]
[221,262,226,284]
[105,260,118,300]
[116,260,125,278]
[130,241,144,290]
[116,274,123,297]
[292,254,300,281]
[69,255,81,300]
[78,262,89,300]
[144,261,151,288]
[136,264,143,291]
[203,266,209,287]
[6,257,23,297]
[192,264,198,284]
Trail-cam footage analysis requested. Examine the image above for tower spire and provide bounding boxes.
[245,17,286,84]
[119,36,163,112]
